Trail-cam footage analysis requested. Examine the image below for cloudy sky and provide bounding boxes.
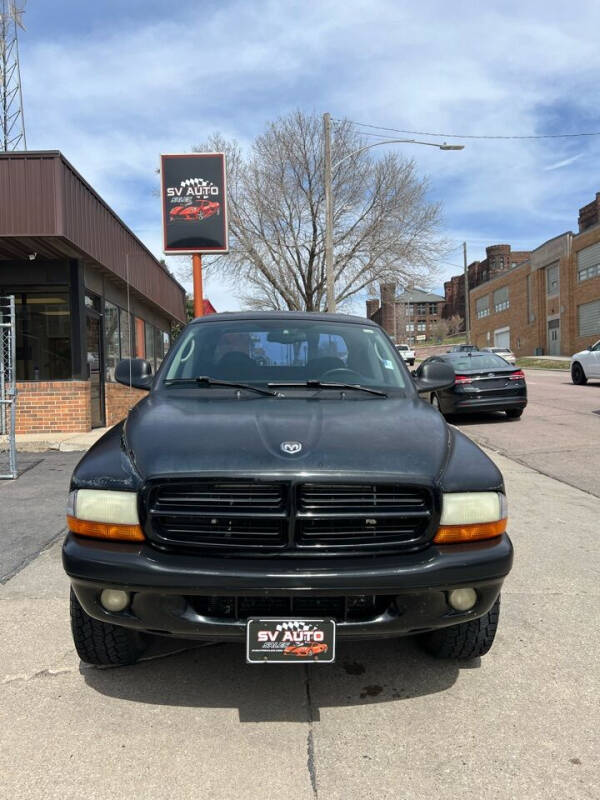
[18,0,600,311]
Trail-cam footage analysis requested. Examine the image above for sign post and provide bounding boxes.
[160,153,228,318]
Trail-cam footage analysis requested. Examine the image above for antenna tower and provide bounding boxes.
[0,0,26,151]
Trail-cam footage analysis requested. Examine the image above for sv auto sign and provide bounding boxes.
[161,153,229,254]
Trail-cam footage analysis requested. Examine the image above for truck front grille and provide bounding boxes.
[143,479,434,556]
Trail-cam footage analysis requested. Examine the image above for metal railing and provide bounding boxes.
[0,295,17,479]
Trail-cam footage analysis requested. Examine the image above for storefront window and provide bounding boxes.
[14,292,71,380]
[145,321,156,370]
[155,328,170,369]
[104,302,120,382]
[120,308,133,359]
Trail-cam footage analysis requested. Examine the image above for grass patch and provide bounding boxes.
[517,357,570,370]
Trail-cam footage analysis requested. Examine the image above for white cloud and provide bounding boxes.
[544,153,584,170]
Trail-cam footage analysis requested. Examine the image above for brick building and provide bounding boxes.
[443,244,530,324]
[469,193,600,356]
[0,151,187,433]
[366,284,445,343]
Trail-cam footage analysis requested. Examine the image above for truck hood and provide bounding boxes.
[123,392,450,482]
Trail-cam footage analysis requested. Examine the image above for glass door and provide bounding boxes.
[86,310,105,428]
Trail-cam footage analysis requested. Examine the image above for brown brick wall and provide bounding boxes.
[578,193,600,232]
[444,244,531,322]
[380,284,397,339]
[571,224,600,352]
[15,381,91,434]
[469,227,600,356]
[104,382,147,427]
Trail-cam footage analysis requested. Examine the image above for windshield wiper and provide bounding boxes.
[267,380,388,397]
[163,376,279,397]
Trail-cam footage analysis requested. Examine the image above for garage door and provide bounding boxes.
[494,328,510,349]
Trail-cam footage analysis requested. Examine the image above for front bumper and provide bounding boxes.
[443,393,527,415]
[64,532,513,640]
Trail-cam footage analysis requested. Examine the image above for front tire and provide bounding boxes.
[430,393,441,411]
[419,596,500,659]
[571,362,587,385]
[70,588,148,666]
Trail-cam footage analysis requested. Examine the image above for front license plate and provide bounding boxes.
[246,618,336,664]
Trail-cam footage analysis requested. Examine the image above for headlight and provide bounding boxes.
[67,490,145,542]
[434,492,507,544]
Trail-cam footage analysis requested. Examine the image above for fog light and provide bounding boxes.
[448,587,477,612]
[100,589,130,612]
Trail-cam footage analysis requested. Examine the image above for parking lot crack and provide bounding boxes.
[3,666,77,685]
[304,666,318,798]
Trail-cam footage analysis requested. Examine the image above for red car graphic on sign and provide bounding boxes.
[169,200,221,222]
[283,643,329,658]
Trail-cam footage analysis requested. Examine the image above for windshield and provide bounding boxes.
[163,319,407,390]
[443,353,514,371]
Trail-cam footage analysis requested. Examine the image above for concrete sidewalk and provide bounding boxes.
[1,427,110,453]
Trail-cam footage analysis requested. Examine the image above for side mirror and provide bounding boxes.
[115,358,153,391]
[413,361,455,394]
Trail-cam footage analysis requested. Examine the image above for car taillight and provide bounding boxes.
[454,374,473,384]
[509,370,525,381]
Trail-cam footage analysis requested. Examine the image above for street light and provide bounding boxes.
[323,113,465,312]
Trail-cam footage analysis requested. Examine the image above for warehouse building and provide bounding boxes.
[469,192,600,356]
[0,151,186,433]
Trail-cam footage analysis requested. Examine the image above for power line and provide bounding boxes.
[334,118,600,141]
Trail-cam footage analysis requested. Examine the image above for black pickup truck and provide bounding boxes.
[63,312,512,666]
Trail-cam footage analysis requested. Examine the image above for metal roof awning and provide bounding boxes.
[0,151,186,323]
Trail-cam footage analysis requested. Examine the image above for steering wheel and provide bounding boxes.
[320,368,363,383]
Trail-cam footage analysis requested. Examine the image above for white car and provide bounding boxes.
[571,340,600,384]
[395,343,415,366]
[481,347,516,365]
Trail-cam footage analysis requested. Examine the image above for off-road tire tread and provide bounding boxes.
[70,588,146,666]
[420,596,500,660]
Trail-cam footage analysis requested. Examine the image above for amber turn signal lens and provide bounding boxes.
[67,515,145,542]
[434,518,507,544]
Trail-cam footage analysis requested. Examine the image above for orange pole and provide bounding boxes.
[192,253,204,317]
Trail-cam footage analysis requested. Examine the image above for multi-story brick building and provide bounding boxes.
[443,244,530,323]
[366,284,445,343]
[469,193,600,356]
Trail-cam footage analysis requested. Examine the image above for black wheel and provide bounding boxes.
[571,362,587,385]
[419,596,501,660]
[505,408,523,419]
[70,588,148,666]
[430,393,441,411]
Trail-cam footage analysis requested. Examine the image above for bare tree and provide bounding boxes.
[190,111,448,311]
[429,318,451,342]
[447,314,464,335]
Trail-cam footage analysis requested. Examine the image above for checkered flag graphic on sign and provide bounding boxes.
[180,178,213,187]
[275,621,318,633]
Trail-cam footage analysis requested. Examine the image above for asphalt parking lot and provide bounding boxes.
[1,370,598,799]
[453,368,600,498]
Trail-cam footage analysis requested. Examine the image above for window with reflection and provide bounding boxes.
[119,308,133,359]
[145,321,156,370]
[104,302,120,382]
[14,292,71,380]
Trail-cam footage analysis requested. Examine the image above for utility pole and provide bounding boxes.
[323,112,335,312]
[463,241,470,344]
[0,1,26,151]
